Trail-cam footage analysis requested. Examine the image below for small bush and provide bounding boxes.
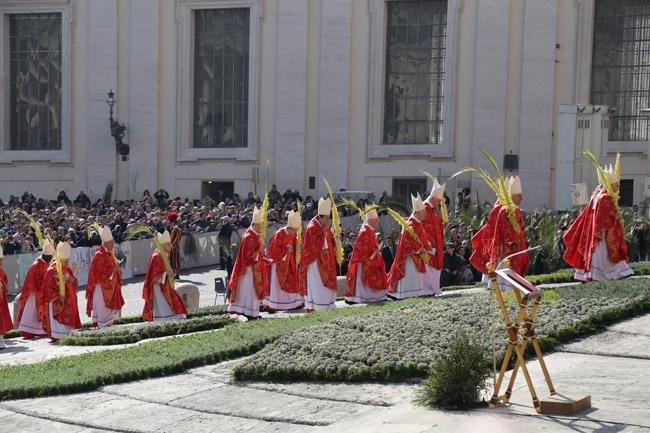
[414,329,491,410]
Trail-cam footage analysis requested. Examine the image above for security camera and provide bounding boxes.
[577,106,586,113]
[608,107,617,114]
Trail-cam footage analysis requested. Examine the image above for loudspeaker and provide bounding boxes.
[504,154,519,170]
[309,176,316,189]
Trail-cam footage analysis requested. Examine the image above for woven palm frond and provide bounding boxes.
[128,225,175,287]
[321,175,344,266]
[260,159,270,245]
[385,207,429,264]
[295,200,303,266]
[13,209,44,248]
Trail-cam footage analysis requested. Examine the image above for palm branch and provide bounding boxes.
[49,234,66,298]
[321,175,344,266]
[13,209,44,248]
[260,159,270,245]
[127,225,175,287]
[295,200,303,266]
[584,150,621,216]
[385,207,429,264]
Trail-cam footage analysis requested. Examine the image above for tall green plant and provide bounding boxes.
[414,329,491,410]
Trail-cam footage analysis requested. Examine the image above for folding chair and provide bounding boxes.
[214,276,229,305]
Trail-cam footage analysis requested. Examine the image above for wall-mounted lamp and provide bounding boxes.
[608,107,617,114]
[593,106,602,113]
[577,106,586,113]
[106,90,130,161]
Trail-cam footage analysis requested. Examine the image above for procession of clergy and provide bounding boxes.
[0,154,634,347]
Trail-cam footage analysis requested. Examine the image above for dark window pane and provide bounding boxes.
[592,0,650,141]
[383,1,447,145]
[9,13,62,151]
[193,8,250,148]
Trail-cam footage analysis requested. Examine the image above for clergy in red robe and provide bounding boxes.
[228,206,268,319]
[470,176,529,288]
[16,240,53,338]
[263,211,302,312]
[563,170,633,281]
[345,209,388,304]
[0,248,14,349]
[299,197,337,311]
[142,230,187,321]
[86,226,124,327]
[387,193,431,299]
[422,181,446,296]
[40,242,82,342]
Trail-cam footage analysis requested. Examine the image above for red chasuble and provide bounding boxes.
[345,223,388,296]
[142,250,187,322]
[470,202,529,276]
[0,269,13,335]
[422,203,445,270]
[563,189,628,271]
[39,262,82,335]
[298,218,337,293]
[265,227,299,293]
[86,246,125,316]
[387,216,429,291]
[228,227,268,302]
[16,256,49,324]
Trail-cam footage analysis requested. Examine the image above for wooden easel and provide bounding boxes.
[487,260,555,413]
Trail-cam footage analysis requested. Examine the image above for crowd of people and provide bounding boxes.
[0,153,639,343]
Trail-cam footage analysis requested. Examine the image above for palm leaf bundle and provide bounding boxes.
[13,209,44,248]
[49,235,66,298]
[127,225,175,287]
[584,150,621,216]
[338,198,381,223]
[295,200,303,266]
[385,207,429,264]
[419,170,448,223]
[259,159,271,245]
[321,175,344,266]
[451,148,520,233]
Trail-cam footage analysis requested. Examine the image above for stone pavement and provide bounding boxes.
[1,266,650,432]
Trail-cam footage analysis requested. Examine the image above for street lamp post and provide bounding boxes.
[106,90,130,161]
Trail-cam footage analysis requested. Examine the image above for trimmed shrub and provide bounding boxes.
[414,329,491,410]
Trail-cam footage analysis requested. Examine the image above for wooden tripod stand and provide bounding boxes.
[487,261,555,413]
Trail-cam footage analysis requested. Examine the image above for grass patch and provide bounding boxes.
[1,277,649,401]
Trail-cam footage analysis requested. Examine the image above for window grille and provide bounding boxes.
[9,13,62,151]
[592,0,650,141]
[383,0,447,145]
[193,8,250,148]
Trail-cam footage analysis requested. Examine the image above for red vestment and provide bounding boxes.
[345,223,387,296]
[0,269,13,335]
[16,256,49,324]
[422,203,445,269]
[39,262,82,336]
[228,227,268,302]
[265,228,299,293]
[387,216,429,291]
[298,218,337,293]
[86,246,125,317]
[563,189,628,271]
[142,250,187,322]
[470,202,529,276]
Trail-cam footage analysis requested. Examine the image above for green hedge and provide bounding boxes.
[232,278,650,383]
[1,278,649,401]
